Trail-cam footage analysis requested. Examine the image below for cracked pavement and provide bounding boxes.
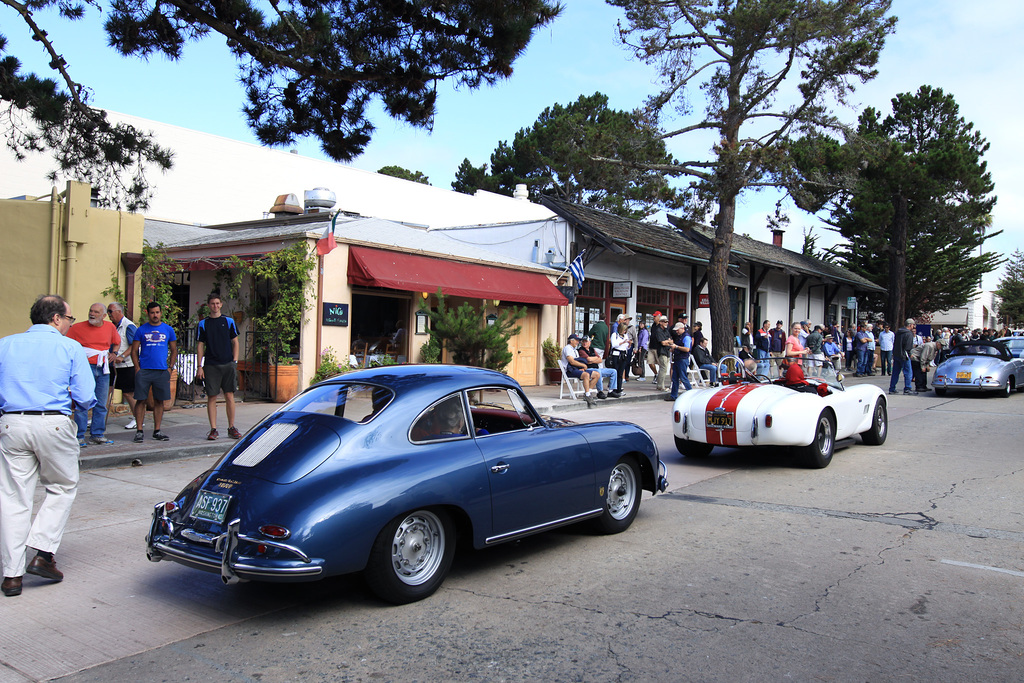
[4,391,1023,682]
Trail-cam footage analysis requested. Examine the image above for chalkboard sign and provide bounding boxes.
[322,302,349,327]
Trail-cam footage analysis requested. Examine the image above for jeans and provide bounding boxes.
[889,358,913,392]
[755,348,770,375]
[595,368,618,392]
[880,350,893,375]
[700,364,719,383]
[856,347,869,375]
[670,355,692,398]
[75,364,110,439]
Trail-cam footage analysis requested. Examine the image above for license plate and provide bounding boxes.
[191,489,232,524]
[955,371,972,383]
[706,410,734,429]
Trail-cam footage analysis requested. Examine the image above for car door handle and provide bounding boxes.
[490,462,510,474]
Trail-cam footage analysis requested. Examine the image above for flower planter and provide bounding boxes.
[268,363,301,403]
[544,367,562,385]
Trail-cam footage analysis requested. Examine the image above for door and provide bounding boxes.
[507,308,539,386]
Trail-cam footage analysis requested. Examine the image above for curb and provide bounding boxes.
[79,443,231,471]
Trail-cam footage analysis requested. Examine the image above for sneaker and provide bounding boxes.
[89,436,113,445]
[207,428,219,441]
[889,390,899,395]
[636,377,646,382]
[124,418,137,430]
[609,390,624,398]
[663,394,677,401]
[584,395,596,408]
[152,431,170,441]
[78,439,88,448]
[227,427,243,439]
[596,392,608,400]
[133,431,144,443]
[903,390,918,396]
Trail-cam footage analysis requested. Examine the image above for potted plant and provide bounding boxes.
[542,336,562,384]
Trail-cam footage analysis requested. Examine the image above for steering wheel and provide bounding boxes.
[716,355,761,385]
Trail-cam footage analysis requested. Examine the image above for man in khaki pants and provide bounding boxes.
[0,295,96,597]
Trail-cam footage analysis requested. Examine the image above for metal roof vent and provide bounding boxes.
[269,193,303,216]
[513,183,529,200]
[304,187,336,214]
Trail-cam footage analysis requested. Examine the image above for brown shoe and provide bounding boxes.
[2,576,21,597]
[27,555,63,582]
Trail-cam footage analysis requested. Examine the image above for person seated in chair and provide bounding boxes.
[692,337,719,386]
[578,336,620,398]
[561,334,601,407]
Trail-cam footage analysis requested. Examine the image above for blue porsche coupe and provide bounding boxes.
[147,365,668,603]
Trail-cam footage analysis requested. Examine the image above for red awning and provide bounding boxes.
[348,247,568,306]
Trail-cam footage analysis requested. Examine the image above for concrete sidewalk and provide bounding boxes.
[81,368,893,471]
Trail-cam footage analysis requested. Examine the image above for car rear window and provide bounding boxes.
[281,383,393,423]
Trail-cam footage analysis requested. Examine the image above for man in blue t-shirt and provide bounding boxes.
[196,294,240,441]
[130,301,177,443]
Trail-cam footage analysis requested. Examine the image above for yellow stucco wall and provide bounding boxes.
[0,181,145,337]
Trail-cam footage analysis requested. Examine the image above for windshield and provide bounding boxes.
[790,357,845,390]
[950,344,1002,358]
[281,382,394,423]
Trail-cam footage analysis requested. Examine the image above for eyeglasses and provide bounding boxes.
[106,308,115,314]
[62,314,76,323]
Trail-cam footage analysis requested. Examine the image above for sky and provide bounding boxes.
[4,0,1022,289]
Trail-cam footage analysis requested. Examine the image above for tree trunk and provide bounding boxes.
[709,192,738,359]
[887,193,908,325]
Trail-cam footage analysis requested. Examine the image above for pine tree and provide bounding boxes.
[995,250,1024,327]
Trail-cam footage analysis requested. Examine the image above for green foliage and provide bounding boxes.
[228,242,316,364]
[139,243,183,327]
[377,166,430,185]
[420,291,526,371]
[310,346,351,385]
[995,250,1024,326]
[542,336,560,369]
[419,335,442,364]
[2,1,559,208]
[100,272,127,313]
[609,0,896,357]
[829,86,1000,319]
[453,92,687,219]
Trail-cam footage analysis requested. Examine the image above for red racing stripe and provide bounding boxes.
[703,384,761,446]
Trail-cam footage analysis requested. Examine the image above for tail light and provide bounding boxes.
[163,501,178,514]
[259,525,291,539]
[765,414,773,428]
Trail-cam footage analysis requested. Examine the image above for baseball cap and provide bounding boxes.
[568,333,580,342]
[672,322,686,331]
[905,318,915,325]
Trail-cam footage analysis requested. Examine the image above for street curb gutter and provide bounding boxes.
[80,443,230,471]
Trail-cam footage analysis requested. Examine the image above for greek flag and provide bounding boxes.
[569,252,586,290]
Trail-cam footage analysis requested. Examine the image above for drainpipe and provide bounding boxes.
[49,188,61,293]
[64,241,79,306]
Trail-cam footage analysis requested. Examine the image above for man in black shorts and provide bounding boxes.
[197,294,241,440]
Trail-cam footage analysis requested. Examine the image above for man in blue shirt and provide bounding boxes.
[130,301,178,444]
[0,295,96,597]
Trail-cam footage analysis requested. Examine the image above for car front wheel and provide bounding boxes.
[365,508,454,604]
[593,457,641,534]
[860,399,888,446]
[798,411,835,469]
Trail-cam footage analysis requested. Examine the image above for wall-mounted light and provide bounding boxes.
[415,310,429,335]
[492,299,500,306]
[420,291,429,299]
[486,313,498,327]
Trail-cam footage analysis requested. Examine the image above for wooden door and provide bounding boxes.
[507,308,539,386]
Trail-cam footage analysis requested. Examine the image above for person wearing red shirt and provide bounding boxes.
[66,303,120,446]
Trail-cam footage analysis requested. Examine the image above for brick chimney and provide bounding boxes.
[772,229,784,248]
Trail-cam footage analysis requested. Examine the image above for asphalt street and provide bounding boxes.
[2,377,1023,682]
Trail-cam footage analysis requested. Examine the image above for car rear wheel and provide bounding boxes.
[593,457,641,534]
[999,379,1013,397]
[934,387,947,396]
[675,436,714,458]
[797,411,835,469]
[365,509,454,604]
[860,399,888,446]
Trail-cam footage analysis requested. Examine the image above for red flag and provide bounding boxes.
[316,221,337,256]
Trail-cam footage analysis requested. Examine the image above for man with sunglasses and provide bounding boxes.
[0,295,96,597]
[106,302,140,430]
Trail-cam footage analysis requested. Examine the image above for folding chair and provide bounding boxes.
[557,359,584,400]
[687,355,711,388]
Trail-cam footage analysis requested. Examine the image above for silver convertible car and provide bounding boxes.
[933,340,1024,397]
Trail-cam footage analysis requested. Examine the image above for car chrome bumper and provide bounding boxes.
[657,460,669,492]
[146,503,323,584]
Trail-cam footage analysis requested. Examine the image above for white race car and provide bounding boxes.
[670,356,888,468]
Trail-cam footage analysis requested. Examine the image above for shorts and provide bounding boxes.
[135,368,171,402]
[203,361,238,396]
[565,365,583,379]
[112,365,135,393]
